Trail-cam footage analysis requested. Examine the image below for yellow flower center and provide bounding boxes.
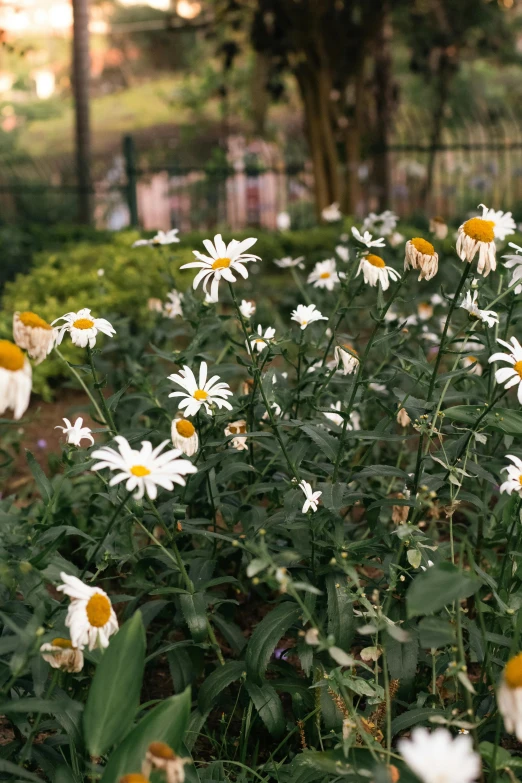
[130,465,151,477]
[51,637,73,649]
[467,356,478,364]
[463,217,495,243]
[411,237,435,256]
[432,216,445,224]
[514,361,522,379]
[343,343,358,355]
[212,257,231,270]
[505,653,522,688]
[176,419,195,438]
[86,593,112,628]
[519,474,522,486]
[120,775,151,783]
[194,389,208,401]
[148,741,176,760]
[18,311,52,330]
[0,340,25,371]
[229,422,246,434]
[73,318,95,330]
[320,272,331,279]
[366,254,386,268]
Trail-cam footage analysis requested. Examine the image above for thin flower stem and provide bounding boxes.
[80,490,134,579]
[54,345,105,425]
[86,346,117,434]
[290,266,312,304]
[332,272,409,483]
[228,282,299,480]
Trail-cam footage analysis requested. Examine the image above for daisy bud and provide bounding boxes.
[404,238,438,281]
[396,408,411,428]
[142,742,191,783]
[13,311,54,365]
[429,216,448,240]
[40,638,84,673]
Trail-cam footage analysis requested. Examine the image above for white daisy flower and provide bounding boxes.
[404,237,439,281]
[224,419,248,451]
[460,291,499,328]
[299,480,322,513]
[143,741,191,783]
[362,210,398,237]
[276,211,291,231]
[334,344,359,375]
[55,417,94,447]
[168,361,233,417]
[97,268,104,277]
[13,311,54,365]
[132,229,180,247]
[164,290,184,319]
[323,401,360,430]
[478,203,516,241]
[52,308,116,350]
[398,727,480,783]
[462,356,482,376]
[40,638,84,672]
[307,259,339,291]
[321,202,342,222]
[499,454,522,496]
[489,337,522,402]
[91,436,197,500]
[389,231,405,248]
[180,234,260,302]
[335,245,350,263]
[351,226,386,249]
[498,653,522,741]
[431,293,445,306]
[274,256,305,270]
[429,216,448,240]
[239,300,256,319]
[0,340,32,420]
[57,573,119,651]
[249,325,276,353]
[291,304,328,330]
[456,213,496,277]
[357,254,401,290]
[503,243,522,294]
[171,418,199,457]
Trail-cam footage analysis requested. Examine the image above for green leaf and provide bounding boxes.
[245,602,301,683]
[325,575,354,651]
[26,450,52,502]
[443,405,522,435]
[406,562,481,618]
[418,617,456,648]
[198,660,245,713]
[0,760,45,782]
[300,425,338,462]
[385,625,418,683]
[391,707,446,735]
[179,593,208,642]
[83,611,146,756]
[100,688,191,783]
[244,680,285,737]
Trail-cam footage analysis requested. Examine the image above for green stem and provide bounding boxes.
[54,345,105,425]
[80,490,133,579]
[86,346,117,434]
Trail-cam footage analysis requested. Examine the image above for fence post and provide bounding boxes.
[123,134,139,227]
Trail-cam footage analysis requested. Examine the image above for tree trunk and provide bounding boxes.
[421,51,453,210]
[372,2,394,210]
[72,0,92,224]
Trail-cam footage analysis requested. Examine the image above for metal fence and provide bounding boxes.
[2,111,522,229]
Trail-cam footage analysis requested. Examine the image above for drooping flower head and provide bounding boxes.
[429,216,448,240]
[404,238,439,281]
[168,361,233,417]
[307,259,339,291]
[224,419,248,451]
[456,203,512,277]
[40,638,84,672]
[92,436,197,499]
[291,304,327,330]
[142,741,191,783]
[462,356,482,376]
[171,418,199,457]
[489,336,522,403]
[52,308,116,349]
[357,254,401,291]
[0,339,32,420]
[498,652,522,741]
[57,573,119,651]
[503,242,522,294]
[13,311,54,364]
[239,299,256,318]
[334,344,359,375]
[180,234,260,302]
